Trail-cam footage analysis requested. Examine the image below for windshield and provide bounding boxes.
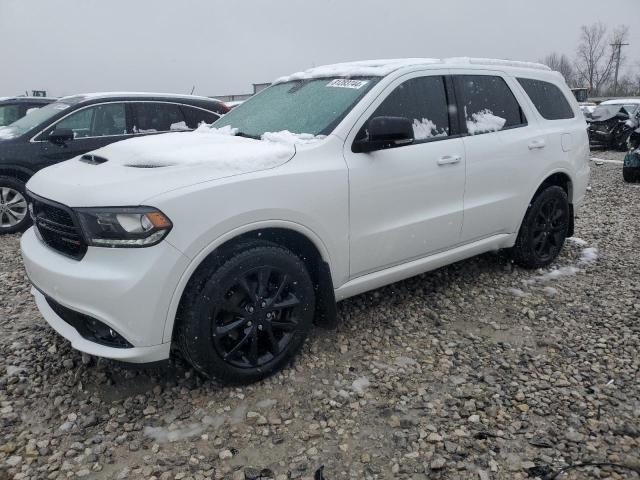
[590,104,631,121]
[4,100,77,137]
[212,77,379,137]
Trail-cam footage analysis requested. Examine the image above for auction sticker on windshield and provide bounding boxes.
[326,79,369,89]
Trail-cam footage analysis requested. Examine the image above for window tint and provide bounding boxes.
[133,103,186,133]
[517,78,574,120]
[369,76,450,142]
[54,103,126,138]
[0,104,22,126]
[454,75,526,135]
[181,106,219,128]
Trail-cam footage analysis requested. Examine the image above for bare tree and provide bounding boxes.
[540,52,576,86]
[575,22,617,95]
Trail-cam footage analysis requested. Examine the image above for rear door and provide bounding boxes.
[451,71,539,242]
[34,102,130,167]
[131,102,190,134]
[180,105,221,128]
[343,72,467,277]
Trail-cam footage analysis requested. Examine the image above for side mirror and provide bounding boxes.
[48,128,75,145]
[353,116,414,153]
[615,111,630,120]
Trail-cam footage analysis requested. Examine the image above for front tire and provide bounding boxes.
[176,242,315,384]
[510,186,570,269]
[0,176,31,234]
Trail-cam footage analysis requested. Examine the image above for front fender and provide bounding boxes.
[161,219,335,343]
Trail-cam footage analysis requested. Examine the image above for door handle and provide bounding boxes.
[437,155,462,166]
[528,139,546,150]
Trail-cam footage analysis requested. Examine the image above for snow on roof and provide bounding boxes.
[59,92,219,102]
[275,57,551,83]
[601,98,640,105]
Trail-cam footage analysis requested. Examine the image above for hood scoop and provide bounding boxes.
[80,154,108,165]
[124,163,171,168]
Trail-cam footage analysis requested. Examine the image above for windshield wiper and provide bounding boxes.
[235,131,260,140]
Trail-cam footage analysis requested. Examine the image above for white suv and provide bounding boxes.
[21,58,590,384]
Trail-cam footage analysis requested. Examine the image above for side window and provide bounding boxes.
[55,108,93,138]
[368,76,450,143]
[454,75,526,135]
[181,106,219,129]
[517,78,575,120]
[133,103,186,133]
[54,103,127,138]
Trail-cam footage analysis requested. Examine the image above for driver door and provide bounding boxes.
[34,103,130,168]
[343,73,466,277]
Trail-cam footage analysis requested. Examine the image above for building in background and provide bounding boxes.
[213,82,270,103]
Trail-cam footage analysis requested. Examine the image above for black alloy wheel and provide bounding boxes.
[510,186,570,269]
[212,265,303,368]
[177,242,315,384]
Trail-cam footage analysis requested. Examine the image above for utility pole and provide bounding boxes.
[611,41,629,96]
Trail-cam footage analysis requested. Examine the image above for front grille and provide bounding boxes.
[28,193,87,260]
[45,296,133,348]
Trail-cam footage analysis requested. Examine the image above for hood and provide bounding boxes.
[27,129,297,207]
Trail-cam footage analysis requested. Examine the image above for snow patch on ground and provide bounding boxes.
[5,365,24,376]
[466,109,506,135]
[508,288,529,298]
[579,247,598,265]
[543,286,558,296]
[144,424,205,443]
[567,237,588,246]
[352,376,370,394]
[394,356,417,367]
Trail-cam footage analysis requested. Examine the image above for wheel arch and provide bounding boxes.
[523,169,575,238]
[163,221,337,344]
[0,165,35,184]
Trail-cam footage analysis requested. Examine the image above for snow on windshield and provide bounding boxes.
[465,108,506,135]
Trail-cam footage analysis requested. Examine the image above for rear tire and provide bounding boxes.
[0,176,31,235]
[176,241,315,385]
[510,186,570,269]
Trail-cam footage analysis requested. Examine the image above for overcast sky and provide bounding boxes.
[1,0,639,98]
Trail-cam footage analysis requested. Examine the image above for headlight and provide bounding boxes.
[75,207,172,248]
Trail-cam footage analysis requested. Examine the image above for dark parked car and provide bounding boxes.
[0,96,55,126]
[0,93,228,233]
[586,99,640,150]
[623,127,640,182]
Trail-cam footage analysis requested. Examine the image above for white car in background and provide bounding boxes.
[21,57,589,384]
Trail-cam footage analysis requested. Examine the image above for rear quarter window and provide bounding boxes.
[517,78,575,120]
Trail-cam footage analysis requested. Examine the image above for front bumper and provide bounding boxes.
[587,128,613,148]
[21,227,190,362]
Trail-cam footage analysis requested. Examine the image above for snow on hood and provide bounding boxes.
[27,127,321,206]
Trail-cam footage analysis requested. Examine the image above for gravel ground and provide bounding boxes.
[1,151,639,480]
